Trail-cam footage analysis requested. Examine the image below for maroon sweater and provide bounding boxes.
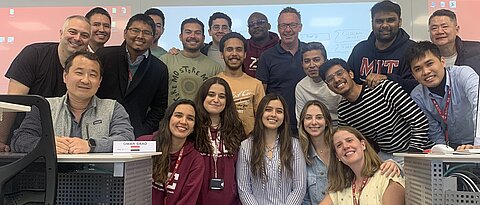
[243,32,280,78]
[137,135,204,205]
[196,129,241,205]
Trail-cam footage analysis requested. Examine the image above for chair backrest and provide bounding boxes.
[0,95,57,205]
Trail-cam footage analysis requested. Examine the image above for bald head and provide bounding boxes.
[247,12,271,42]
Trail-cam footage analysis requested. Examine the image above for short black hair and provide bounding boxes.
[208,12,232,28]
[145,8,165,27]
[371,0,401,19]
[85,7,111,22]
[404,41,442,67]
[219,32,247,53]
[319,58,350,81]
[301,42,327,60]
[125,13,156,36]
[429,9,457,25]
[181,18,205,35]
[64,51,103,76]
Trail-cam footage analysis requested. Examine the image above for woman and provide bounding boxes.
[137,99,205,205]
[320,126,405,205]
[299,101,401,205]
[237,93,306,205]
[194,77,246,205]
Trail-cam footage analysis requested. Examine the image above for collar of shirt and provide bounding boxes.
[427,68,451,99]
[307,143,321,160]
[126,47,150,66]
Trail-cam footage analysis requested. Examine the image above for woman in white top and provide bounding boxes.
[320,126,405,205]
[237,93,306,205]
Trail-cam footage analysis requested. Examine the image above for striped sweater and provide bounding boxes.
[338,80,434,153]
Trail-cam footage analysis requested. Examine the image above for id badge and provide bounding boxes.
[209,178,224,190]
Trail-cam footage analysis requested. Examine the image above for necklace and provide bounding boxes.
[265,145,276,153]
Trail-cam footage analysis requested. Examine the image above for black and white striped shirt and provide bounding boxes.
[338,80,434,153]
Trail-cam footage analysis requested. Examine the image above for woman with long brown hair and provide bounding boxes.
[137,99,204,205]
[237,93,306,205]
[194,77,246,205]
[320,126,405,205]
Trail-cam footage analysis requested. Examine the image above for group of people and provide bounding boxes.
[2,0,480,204]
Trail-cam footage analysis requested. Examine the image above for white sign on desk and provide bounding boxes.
[113,141,156,153]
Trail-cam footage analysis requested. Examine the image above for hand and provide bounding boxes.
[55,137,70,154]
[365,73,387,89]
[168,47,180,55]
[67,138,90,154]
[380,159,401,177]
[0,142,10,152]
[456,144,478,151]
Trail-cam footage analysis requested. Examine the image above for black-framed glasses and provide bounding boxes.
[325,69,346,84]
[248,19,268,28]
[211,25,230,31]
[278,23,301,30]
[128,28,154,37]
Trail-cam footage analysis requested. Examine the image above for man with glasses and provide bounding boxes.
[319,58,434,162]
[295,42,342,125]
[347,0,417,93]
[429,9,480,75]
[256,7,306,136]
[201,12,233,68]
[85,7,111,52]
[95,14,168,138]
[145,8,168,58]
[243,12,279,78]
[160,18,223,105]
[1,15,91,152]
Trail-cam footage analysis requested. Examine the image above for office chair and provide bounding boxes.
[0,95,57,205]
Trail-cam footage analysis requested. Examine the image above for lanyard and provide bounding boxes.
[431,88,452,145]
[352,176,369,205]
[163,146,184,204]
[209,127,223,178]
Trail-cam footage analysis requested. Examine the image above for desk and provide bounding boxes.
[1,152,160,205]
[394,153,480,205]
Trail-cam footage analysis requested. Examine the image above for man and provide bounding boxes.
[85,7,111,52]
[216,32,265,134]
[243,12,279,78]
[406,41,478,149]
[319,58,434,160]
[160,18,223,105]
[347,0,417,93]
[145,8,168,58]
[429,9,480,75]
[10,51,134,153]
[1,15,91,151]
[256,7,306,135]
[295,42,342,125]
[201,12,232,68]
[95,14,168,137]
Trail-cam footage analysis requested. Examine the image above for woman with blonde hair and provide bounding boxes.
[319,126,405,205]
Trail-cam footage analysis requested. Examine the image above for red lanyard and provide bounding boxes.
[431,88,452,145]
[209,127,223,178]
[163,146,184,204]
[352,177,369,205]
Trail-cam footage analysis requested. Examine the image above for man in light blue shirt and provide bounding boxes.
[406,41,478,149]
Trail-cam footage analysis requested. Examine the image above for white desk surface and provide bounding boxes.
[394,153,480,163]
[0,101,31,112]
[0,152,161,163]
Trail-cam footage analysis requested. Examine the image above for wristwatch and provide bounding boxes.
[87,138,96,152]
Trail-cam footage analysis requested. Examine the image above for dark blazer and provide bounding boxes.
[96,42,168,137]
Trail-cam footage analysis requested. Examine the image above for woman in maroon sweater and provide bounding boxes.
[138,99,205,205]
[194,77,247,205]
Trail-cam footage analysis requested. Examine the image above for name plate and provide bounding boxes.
[113,141,156,153]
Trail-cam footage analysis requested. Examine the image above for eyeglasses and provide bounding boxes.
[324,69,347,84]
[278,23,301,30]
[127,28,154,37]
[248,19,268,28]
[211,25,230,31]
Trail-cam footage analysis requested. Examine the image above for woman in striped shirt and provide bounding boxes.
[237,93,306,205]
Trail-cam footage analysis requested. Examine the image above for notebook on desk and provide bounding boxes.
[454,149,480,155]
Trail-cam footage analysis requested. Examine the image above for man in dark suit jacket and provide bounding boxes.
[96,13,168,137]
